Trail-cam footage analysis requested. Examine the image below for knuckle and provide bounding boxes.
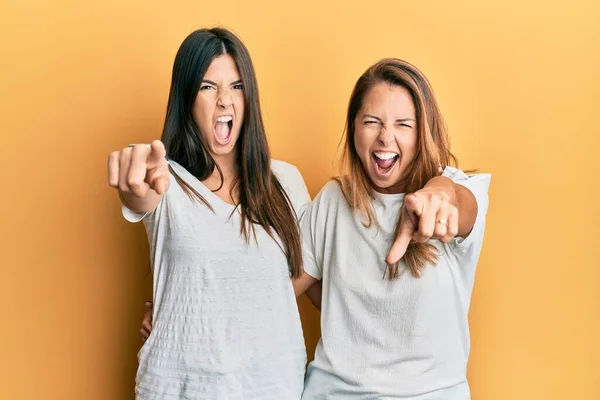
[415,232,430,243]
[119,151,131,164]
[421,227,434,238]
[415,236,428,244]
[127,176,142,188]
[433,193,446,205]
[448,226,459,237]
[434,226,446,236]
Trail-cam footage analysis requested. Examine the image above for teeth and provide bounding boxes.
[217,115,233,122]
[373,152,398,160]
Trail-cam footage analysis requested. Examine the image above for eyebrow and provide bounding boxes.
[201,79,243,86]
[363,114,415,123]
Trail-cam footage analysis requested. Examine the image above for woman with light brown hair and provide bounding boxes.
[295,58,491,399]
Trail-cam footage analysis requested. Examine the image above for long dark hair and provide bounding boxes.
[337,58,457,279]
[161,28,303,277]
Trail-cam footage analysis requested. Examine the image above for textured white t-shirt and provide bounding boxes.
[300,167,491,400]
[122,160,311,400]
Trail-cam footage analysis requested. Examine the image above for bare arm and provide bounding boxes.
[293,272,321,310]
[304,280,322,311]
[293,272,318,297]
[140,301,153,341]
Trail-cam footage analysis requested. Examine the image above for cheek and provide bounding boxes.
[398,133,418,163]
[192,98,212,130]
[354,126,369,153]
[353,129,372,166]
[234,94,245,119]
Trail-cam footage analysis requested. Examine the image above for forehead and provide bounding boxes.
[361,83,415,117]
[203,54,241,81]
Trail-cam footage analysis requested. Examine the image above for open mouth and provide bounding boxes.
[214,115,233,145]
[372,151,399,175]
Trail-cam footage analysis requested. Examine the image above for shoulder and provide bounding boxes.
[271,159,302,181]
[271,159,311,215]
[313,179,344,203]
[165,159,192,186]
[300,179,352,246]
[304,179,346,218]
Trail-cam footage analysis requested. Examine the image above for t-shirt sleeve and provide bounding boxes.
[298,181,343,281]
[299,199,323,280]
[121,203,153,223]
[271,160,320,278]
[120,188,167,224]
[271,161,312,219]
[441,167,491,260]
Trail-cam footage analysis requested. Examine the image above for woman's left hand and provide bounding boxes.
[386,177,458,264]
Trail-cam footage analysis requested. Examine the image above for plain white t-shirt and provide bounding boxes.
[300,167,491,400]
[122,160,311,400]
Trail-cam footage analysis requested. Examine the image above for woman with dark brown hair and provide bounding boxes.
[108,28,311,400]
[296,58,491,399]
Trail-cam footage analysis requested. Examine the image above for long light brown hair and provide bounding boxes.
[162,28,303,278]
[336,58,457,279]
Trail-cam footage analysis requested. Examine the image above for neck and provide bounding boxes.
[202,152,239,203]
[372,180,407,195]
[212,153,238,182]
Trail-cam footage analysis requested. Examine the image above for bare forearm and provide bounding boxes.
[453,182,477,237]
[305,280,322,311]
[293,272,318,297]
[119,190,162,213]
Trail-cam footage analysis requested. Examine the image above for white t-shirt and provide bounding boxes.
[300,167,491,400]
[122,160,310,400]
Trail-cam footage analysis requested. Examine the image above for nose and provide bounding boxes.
[377,126,395,147]
[217,88,233,108]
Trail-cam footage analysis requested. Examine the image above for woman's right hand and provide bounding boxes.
[108,140,170,198]
[141,301,153,342]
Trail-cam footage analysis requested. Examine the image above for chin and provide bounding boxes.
[368,171,405,194]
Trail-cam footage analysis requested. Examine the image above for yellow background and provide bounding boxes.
[1,0,599,398]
